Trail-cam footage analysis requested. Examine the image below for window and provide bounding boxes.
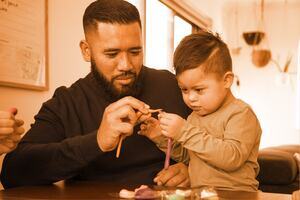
[174,16,192,55]
[127,0,210,72]
[145,1,192,72]
[145,0,174,71]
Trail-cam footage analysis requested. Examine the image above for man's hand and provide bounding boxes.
[154,162,190,187]
[138,117,162,140]
[0,108,25,155]
[97,96,150,152]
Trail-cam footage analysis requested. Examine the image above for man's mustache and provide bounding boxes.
[113,72,136,80]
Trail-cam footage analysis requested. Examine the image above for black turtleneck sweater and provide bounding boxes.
[1,66,190,188]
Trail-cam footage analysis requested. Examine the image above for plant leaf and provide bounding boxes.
[283,55,292,73]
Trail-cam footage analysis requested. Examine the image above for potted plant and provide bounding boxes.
[252,49,272,67]
[243,31,265,46]
[272,55,293,85]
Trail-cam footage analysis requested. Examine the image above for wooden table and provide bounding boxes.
[0,180,292,200]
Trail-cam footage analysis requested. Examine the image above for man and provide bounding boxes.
[0,108,24,155]
[1,0,190,188]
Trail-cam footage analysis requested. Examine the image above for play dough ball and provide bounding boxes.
[200,188,219,200]
[175,189,192,197]
[135,185,160,199]
[119,189,135,199]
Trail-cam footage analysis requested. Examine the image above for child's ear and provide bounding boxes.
[79,40,91,62]
[223,72,234,88]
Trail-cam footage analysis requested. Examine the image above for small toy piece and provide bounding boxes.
[200,188,218,200]
[119,185,160,199]
[119,189,135,199]
[135,185,160,199]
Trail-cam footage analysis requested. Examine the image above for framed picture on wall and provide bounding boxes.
[0,0,48,91]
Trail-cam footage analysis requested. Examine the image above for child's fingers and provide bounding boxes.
[14,126,25,135]
[0,111,13,119]
[138,129,147,136]
[159,117,171,126]
[158,112,164,119]
[159,121,171,134]
[15,119,24,126]
[8,108,18,115]
[137,113,151,124]
[1,139,15,149]
[140,124,146,130]
[161,130,170,137]
[146,117,158,125]
[0,144,13,154]
[0,127,14,135]
[7,134,21,142]
[158,112,173,120]
[138,122,152,136]
[0,119,15,127]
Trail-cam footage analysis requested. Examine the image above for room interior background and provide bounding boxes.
[0,0,299,156]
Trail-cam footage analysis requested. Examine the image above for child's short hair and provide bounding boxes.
[173,30,232,78]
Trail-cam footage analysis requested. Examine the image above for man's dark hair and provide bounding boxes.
[83,0,141,34]
[173,31,232,78]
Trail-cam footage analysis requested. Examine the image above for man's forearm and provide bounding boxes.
[0,132,101,188]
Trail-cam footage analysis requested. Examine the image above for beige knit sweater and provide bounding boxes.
[155,95,262,192]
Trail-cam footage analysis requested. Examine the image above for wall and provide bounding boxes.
[183,0,223,31]
[0,0,94,172]
[0,0,93,131]
[0,0,299,160]
[160,0,300,148]
[222,0,300,148]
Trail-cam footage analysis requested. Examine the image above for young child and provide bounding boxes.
[140,31,262,192]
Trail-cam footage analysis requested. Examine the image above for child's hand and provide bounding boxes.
[158,112,185,139]
[135,111,151,125]
[0,108,24,155]
[138,117,162,140]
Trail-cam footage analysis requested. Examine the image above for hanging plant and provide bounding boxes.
[249,0,272,68]
[243,31,265,46]
[271,55,293,73]
[252,49,271,67]
[272,55,293,85]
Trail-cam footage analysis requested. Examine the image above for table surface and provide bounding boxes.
[0,180,292,200]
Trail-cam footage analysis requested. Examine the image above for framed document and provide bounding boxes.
[0,0,48,90]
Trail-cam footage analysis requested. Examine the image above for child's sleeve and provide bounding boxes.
[175,107,262,172]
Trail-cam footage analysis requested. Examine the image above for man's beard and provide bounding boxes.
[91,60,143,101]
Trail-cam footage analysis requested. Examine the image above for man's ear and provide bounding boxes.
[223,71,234,88]
[80,40,91,62]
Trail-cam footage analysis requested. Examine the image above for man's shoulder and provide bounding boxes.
[39,73,96,118]
[52,73,92,97]
[41,74,94,110]
[144,66,174,78]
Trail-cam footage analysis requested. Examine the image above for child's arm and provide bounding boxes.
[175,107,262,172]
[138,117,189,165]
